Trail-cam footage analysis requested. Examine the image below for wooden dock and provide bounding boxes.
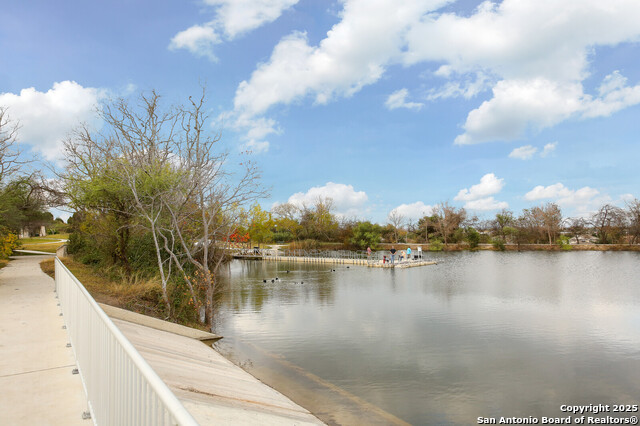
[234,254,437,268]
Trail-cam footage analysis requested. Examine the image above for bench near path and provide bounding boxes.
[0,255,89,425]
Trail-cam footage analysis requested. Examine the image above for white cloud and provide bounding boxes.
[464,197,509,211]
[509,145,537,160]
[388,201,434,221]
[524,183,572,201]
[226,0,640,147]
[524,182,610,216]
[454,173,508,211]
[206,0,299,39]
[170,0,299,59]
[244,139,270,154]
[426,72,491,101]
[620,193,636,203]
[0,81,105,160]
[228,0,450,149]
[385,89,423,110]
[287,182,368,217]
[454,173,505,201]
[582,71,640,118]
[454,78,584,144]
[169,25,220,61]
[540,142,557,157]
[403,0,640,144]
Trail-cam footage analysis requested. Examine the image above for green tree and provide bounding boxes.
[248,203,274,244]
[299,197,338,241]
[465,227,481,249]
[350,221,382,249]
[493,209,514,241]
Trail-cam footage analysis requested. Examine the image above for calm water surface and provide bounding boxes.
[212,251,640,425]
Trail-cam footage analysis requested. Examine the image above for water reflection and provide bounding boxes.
[213,252,640,425]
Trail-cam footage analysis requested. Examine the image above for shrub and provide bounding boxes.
[67,232,102,265]
[429,239,444,251]
[557,235,573,251]
[465,227,481,249]
[0,227,20,258]
[492,238,506,251]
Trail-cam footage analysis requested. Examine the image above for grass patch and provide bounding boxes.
[41,257,164,315]
[0,259,8,269]
[20,242,62,253]
[40,256,207,331]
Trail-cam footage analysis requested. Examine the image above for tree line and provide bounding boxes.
[237,199,640,251]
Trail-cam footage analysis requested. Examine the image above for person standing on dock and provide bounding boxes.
[407,246,412,261]
[390,247,396,263]
[418,246,422,259]
[367,246,372,258]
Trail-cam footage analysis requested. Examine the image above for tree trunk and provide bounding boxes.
[205,279,214,329]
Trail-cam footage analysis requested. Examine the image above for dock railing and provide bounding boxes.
[275,249,426,264]
[54,257,198,426]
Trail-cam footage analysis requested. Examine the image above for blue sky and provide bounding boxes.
[2,0,639,223]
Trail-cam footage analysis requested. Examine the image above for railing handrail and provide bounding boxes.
[55,257,199,426]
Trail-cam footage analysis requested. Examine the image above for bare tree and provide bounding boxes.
[62,89,267,326]
[0,107,23,184]
[387,209,405,243]
[521,203,562,244]
[626,198,640,244]
[564,217,588,244]
[592,204,626,244]
[272,202,301,222]
[432,202,466,245]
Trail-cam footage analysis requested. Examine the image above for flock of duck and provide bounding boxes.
[261,266,351,284]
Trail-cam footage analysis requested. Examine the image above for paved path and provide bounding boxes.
[113,317,325,425]
[0,255,89,425]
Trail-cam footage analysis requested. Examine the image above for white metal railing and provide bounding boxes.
[54,257,199,426]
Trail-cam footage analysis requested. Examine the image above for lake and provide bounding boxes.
[212,251,640,425]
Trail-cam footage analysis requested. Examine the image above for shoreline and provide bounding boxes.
[376,243,640,252]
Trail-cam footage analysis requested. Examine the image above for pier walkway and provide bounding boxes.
[234,249,437,268]
[0,255,89,425]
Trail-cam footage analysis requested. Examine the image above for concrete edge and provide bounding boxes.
[98,303,222,343]
[13,249,56,255]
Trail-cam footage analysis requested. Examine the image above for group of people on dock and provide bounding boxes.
[366,246,423,264]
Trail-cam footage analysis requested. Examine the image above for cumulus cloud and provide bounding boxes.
[169,25,220,60]
[385,89,423,110]
[455,173,505,201]
[426,72,491,101]
[454,78,584,144]
[509,142,557,159]
[388,201,434,221]
[540,142,557,157]
[404,0,640,144]
[524,182,610,215]
[0,81,105,160]
[524,183,573,200]
[286,182,368,217]
[620,193,636,203]
[170,0,299,59]
[509,145,537,160]
[582,71,640,118]
[454,173,508,211]
[227,0,448,150]
[464,197,509,211]
[225,0,640,148]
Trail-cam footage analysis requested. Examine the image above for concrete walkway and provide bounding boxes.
[112,317,325,425]
[0,255,89,425]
